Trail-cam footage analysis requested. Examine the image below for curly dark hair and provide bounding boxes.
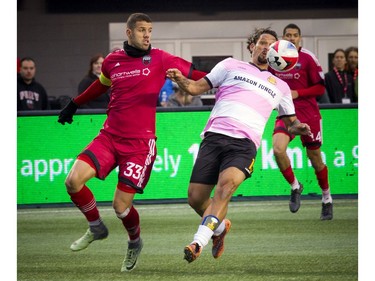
[246,27,278,55]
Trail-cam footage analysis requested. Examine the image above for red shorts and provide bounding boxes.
[78,130,157,194]
[273,117,322,149]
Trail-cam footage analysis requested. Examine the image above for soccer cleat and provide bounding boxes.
[320,202,333,220]
[289,182,304,213]
[184,242,202,263]
[121,238,143,272]
[212,219,232,259]
[70,223,108,251]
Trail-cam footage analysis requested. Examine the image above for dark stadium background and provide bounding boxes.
[17,0,357,100]
[26,0,357,15]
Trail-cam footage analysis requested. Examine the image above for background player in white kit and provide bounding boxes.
[166,27,311,263]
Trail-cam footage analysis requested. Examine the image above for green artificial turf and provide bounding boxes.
[17,199,358,281]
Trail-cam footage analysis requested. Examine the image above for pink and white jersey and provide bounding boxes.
[204,58,295,148]
[99,47,194,139]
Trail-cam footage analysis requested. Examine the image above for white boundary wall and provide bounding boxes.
[109,18,358,73]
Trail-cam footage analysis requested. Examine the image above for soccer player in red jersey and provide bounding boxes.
[268,23,333,220]
[57,13,206,272]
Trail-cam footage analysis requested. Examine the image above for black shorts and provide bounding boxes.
[190,132,257,185]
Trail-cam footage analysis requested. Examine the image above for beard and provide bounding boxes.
[257,54,268,65]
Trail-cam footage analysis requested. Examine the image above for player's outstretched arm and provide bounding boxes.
[57,79,110,125]
[166,68,210,96]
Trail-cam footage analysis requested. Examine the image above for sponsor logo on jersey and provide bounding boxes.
[267,76,277,85]
[294,73,301,79]
[110,69,141,80]
[275,72,294,80]
[142,68,151,76]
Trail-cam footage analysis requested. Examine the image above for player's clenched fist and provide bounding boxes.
[166,68,182,82]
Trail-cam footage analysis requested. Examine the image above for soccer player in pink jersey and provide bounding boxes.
[166,27,311,263]
[57,13,206,272]
[268,23,333,220]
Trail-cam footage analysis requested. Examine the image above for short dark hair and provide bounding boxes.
[333,48,346,57]
[283,23,301,36]
[20,57,35,65]
[126,13,152,30]
[246,27,278,54]
[332,48,346,62]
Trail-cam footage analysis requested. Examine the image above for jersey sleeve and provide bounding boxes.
[276,82,296,117]
[99,53,113,87]
[161,50,207,80]
[306,51,325,86]
[205,59,228,88]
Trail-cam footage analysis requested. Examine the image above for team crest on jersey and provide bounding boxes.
[267,76,277,85]
[143,55,151,65]
[294,63,301,70]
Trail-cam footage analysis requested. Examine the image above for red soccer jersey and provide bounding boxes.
[269,47,325,121]
[100,48,194,139]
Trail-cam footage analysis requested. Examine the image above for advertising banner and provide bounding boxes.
[17,108,358,205]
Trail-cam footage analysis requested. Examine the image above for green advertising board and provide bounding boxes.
[17,108,358,205]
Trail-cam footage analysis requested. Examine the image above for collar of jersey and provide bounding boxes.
[123,41,151,58]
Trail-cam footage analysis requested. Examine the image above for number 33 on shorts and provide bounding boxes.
[123,162,143,179]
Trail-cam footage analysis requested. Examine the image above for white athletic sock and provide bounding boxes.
[213,220,225,236]
[193,225,214,248]
[322,188,332,204]
[88,218,103,227]
[291,179,300,190]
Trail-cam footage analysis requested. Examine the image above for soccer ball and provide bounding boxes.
[266,40,299,72]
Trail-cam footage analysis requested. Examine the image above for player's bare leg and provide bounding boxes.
[184,167,242,262]
[187,183,214,217]
[307,148,333,220]
[184,183,213,262]
[66,160,108,251]
[113,189,143,272]
[273,133,303,212]
[186,187,231,258]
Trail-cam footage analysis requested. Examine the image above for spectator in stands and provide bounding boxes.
[166,82,203,107]
[17,57,50,111]
[345,46,358,99]
[158,78,174,107]
[325,48,356,103]
[77,53,110,108]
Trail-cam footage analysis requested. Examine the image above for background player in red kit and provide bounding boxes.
[268,23,333,220]
[58,13,206,272]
